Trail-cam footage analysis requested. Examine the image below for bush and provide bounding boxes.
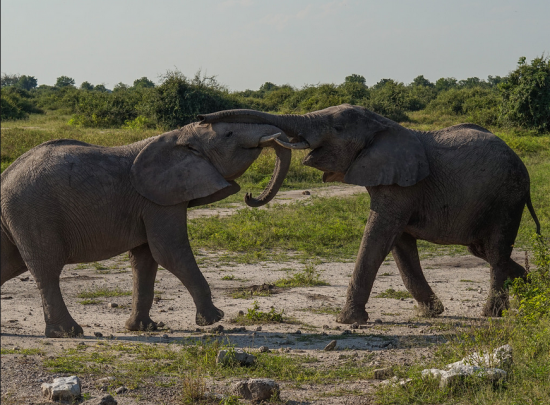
[500,55,550,133]
[0,87,43,120]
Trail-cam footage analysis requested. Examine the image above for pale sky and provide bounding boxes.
[2,0,548,91]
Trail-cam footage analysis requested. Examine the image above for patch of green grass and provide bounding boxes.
[221,275,235,280]
[460,279,475,283]
[231,290,272,299]
[231,301,285,325]
[1,347,44,355]
[375,288,413,300]
[274,264,329,288]
[79,299,101,305]
[77,287,132,299]
[43,337,376,387]
[302,305,341,316]
[379,272,393,277]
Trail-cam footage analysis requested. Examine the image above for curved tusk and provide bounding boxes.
[274,138,310,149]
[258,133,281,146]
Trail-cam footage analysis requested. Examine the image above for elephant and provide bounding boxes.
[198,104,541,323]
[1,121,290,337]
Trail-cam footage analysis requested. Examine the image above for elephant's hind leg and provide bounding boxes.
[392,233,444,317]
[26,260,83,338]
[480,205,526,317]
[1,228,28,286]
[125,244,159,331]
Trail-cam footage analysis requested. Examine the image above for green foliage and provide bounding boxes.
[80,81,94,91]
[123,115,153,130]
[55,76,75,88]
[509,234,550,322]
[275,264,330,287]
[77,286,132,299]
[1,73,21,87]
[374,288,413,299]
[500,55,550,132]
[16,75,38,91]
[133,77,155,89]
[238,300,285,323]
[1,87,43,120]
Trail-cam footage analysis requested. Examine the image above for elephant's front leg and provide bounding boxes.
[337,210,408,324]
[125,244,159,331]
[145,208,224,326]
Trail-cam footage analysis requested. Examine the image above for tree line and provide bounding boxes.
[1,55,549,133]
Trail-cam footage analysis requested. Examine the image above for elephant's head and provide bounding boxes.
[130,121,291,206]
[198,104,429,188]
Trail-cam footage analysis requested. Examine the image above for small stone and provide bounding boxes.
[324,340,337,351]
[115,386,127,394]
[20,277,29,281]
[450,297,454,301]
[41,376,81,402]
[374,319,383,324]
[94,332,103,338]
[238,310,245,316]
[322,325,330,330]
[302,190,311,195]
[351,322,359,329]
[374,367,394,380]
[232,378,279,401]
[211,325,224,333]
[334,326,341,330]
[217,349,256,366]
[321,332,328,336]
[341,329,352,335]
[107,302,118,308]
[259,346,270,353]
[97,376,115,383]
[168,307,174,311]
[255,326,262,331]
[293,330,302,334]
[158,309,166,313]
[162,334,169,339]
[96,394,118,405]
[157,321,165,328]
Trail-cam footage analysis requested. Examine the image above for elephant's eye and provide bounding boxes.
[225,131,233,138]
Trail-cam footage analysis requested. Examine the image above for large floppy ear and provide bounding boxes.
[344,129,430,187]
[130,133,231,206]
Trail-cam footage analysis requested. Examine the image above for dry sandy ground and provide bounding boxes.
[1,185,523,404]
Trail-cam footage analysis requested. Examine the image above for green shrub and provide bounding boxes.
[500,55,550,133]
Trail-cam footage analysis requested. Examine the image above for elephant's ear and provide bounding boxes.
[344,129,430,187]
[131,134,231,206]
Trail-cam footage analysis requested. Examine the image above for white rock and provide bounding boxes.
[232,378,279,401]
[216,349,256,366]
[41,376,81,401]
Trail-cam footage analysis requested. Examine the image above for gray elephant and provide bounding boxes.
[1,121,290,337]
[198,104,541,323]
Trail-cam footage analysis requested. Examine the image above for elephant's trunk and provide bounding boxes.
[198,110,314,147]
[244,141,291,207]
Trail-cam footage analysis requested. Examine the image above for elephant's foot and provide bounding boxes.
[336,304,369,324]
[482,291,509,317]
[416,297,444,318]
[45,322,83,338]
[196,306,224,326]
[125,315,158,331]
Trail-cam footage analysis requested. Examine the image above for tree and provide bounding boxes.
[93,84,108,92]
[500,55,550,132]
[55,76,75,88]
[16,75,38,91]
[411,75,434,88]
[113,82,129,92]
[80,81,94,90]
[345,74,366,85]
[133,77,155,89]
[435,77,457,92]
[1,73,21,87]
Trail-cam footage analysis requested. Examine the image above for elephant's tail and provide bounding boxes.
[526,193,541,235]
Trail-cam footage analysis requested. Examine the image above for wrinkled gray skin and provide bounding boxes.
[200,104,541,323]
[1,122,291,337]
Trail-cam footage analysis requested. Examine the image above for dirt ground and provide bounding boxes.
[1,185,523,404]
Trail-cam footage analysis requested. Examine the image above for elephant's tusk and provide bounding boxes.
[258,133,281,146]
[274,138,310,149]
